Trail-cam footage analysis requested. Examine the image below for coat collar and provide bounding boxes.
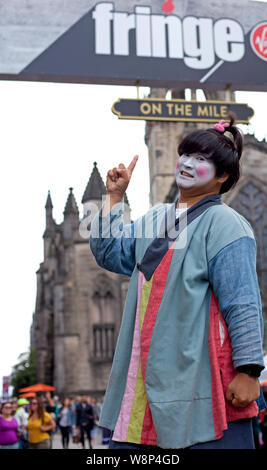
[138,193,222,281]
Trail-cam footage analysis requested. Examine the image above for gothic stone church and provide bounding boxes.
[31,89,267,397]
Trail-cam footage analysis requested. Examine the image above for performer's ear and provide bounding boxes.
[217,173,229,184]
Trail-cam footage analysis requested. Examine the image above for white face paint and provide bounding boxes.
[175,153,216,189]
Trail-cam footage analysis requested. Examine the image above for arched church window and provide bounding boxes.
[93,323,115,360]
[91,275,116,360]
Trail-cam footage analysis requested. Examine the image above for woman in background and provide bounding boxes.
[27,397,56,449]
[0,401,19,449]
[58,397,75,448]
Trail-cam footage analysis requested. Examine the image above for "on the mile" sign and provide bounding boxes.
[112,99,254,124]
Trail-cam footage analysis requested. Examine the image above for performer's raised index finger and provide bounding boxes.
[127,155,139,173]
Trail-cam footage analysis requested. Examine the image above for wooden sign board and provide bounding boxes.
[112,99,254,123]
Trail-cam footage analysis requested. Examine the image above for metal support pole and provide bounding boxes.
[136,80,140,99]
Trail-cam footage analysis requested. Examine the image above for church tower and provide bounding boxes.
[31,163,131,396]
[145,88,187,206]
[31,190,57,385]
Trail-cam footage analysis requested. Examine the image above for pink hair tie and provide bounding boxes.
[213,120,230,133]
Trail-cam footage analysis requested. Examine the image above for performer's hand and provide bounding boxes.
[106,155,138,201]
[226,372,260,408]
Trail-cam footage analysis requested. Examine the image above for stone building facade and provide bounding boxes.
[31,88,267,396]
[31,163,131,397]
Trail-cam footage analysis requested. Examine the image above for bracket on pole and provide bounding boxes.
[136,80,140,99]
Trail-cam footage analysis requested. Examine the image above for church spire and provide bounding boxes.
[64,187,79,217]
[45,190,53,210]
[43,190,56,259]
[63,187,79,240]
[44,190,55,238]
[82,162,106,203]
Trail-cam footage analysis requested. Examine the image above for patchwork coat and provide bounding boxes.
[90,194,264,448]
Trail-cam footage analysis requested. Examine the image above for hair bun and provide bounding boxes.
[227,111,236,127]
[225,111,243,159]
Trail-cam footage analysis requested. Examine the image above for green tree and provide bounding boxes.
[11,348,37,397]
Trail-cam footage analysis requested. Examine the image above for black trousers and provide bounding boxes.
[59,425,71,448]
[109,419,255,449]
[80,424,93,449]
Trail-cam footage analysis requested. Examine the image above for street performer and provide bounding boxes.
[90,115,265,449]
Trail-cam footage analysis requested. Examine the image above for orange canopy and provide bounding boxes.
[18,383,56,393]
[19,392,36,398]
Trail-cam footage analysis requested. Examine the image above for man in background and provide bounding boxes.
[76,396,95,449]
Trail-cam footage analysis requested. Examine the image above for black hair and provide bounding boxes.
[177,113,243,194]
[0,401,13,413]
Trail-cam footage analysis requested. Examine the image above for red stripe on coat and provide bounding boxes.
[209,289,259,441]
[208,290,228,439]
[140,403,158,445]
[140,242,176,444]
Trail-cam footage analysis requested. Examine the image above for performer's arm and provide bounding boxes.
[208,236,264,371]
[90,156,139,276]
[90,201,137,276]
[208,236,264,407]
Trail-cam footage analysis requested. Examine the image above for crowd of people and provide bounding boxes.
[2,392,267,449]
[0,393,111,449]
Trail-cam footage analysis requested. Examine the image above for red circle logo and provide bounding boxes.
[250,22,267,61]
[162,0,175,14]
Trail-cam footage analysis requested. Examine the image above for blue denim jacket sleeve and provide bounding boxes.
[208,236,264,370]
[89,200,137,276]
[68,408,75,426]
